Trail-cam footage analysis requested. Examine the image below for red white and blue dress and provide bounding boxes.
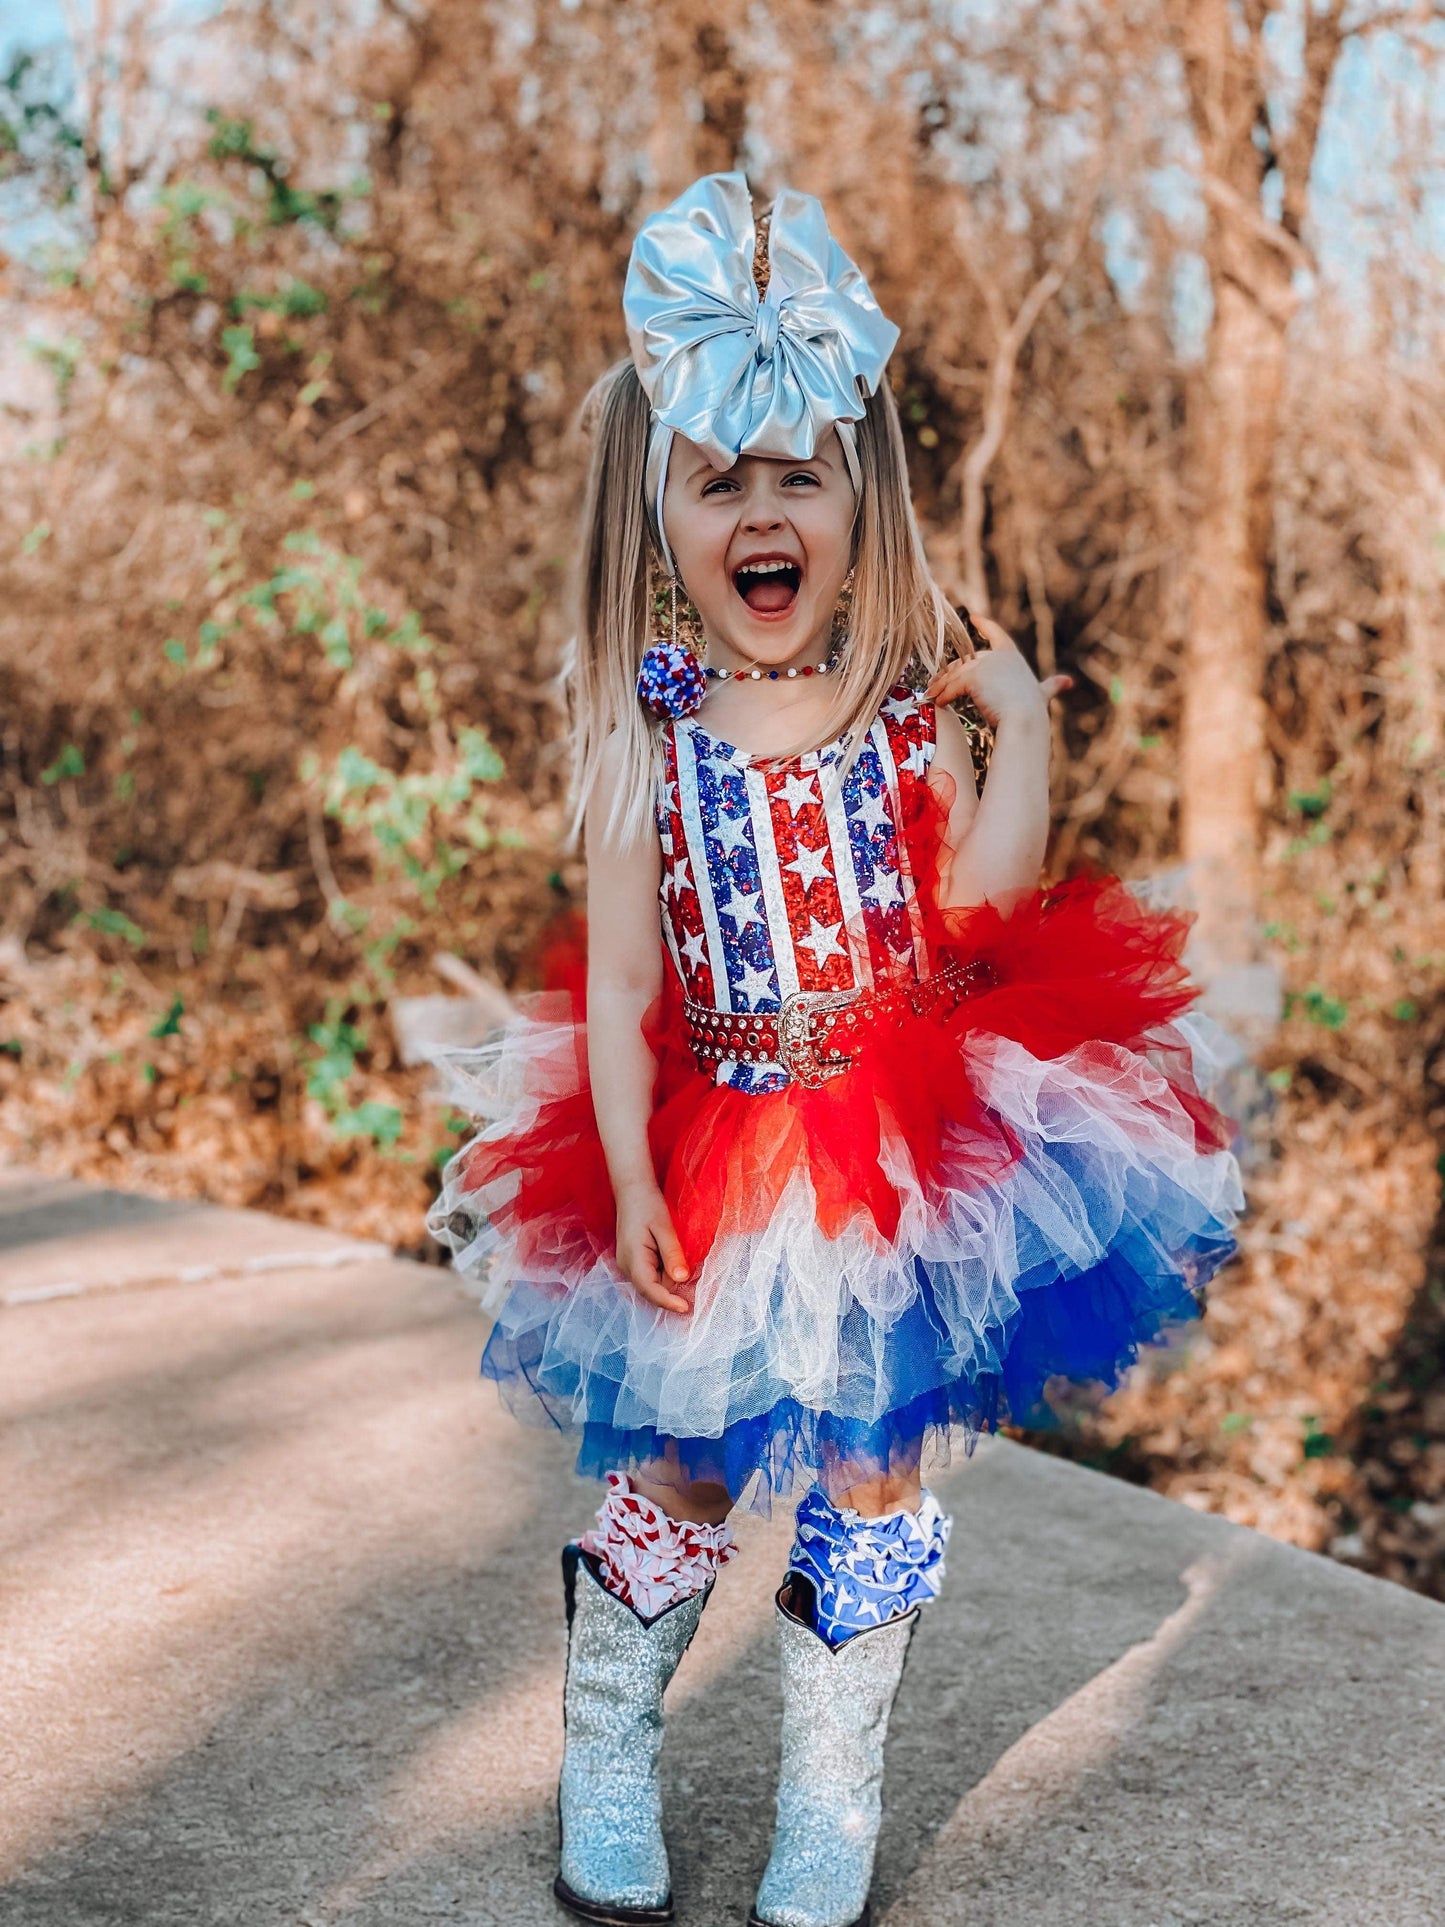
[431,686,1243,1501]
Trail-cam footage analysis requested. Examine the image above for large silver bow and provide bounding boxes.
[623,173,898,570]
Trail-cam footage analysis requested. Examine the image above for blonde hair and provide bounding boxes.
[563,359,969,852]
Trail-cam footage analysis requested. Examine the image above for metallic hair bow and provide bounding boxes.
[623,172,899,575]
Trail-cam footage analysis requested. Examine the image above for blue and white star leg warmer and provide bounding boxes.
[787,1484,952,1647]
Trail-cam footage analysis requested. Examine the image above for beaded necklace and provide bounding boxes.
[704,655,838,683]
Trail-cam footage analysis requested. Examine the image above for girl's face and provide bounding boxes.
[662,429,856,665]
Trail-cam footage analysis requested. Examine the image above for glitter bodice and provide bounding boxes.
[654,684,938,1091]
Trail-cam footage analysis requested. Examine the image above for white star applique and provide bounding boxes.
[883,693,916,723]
[667,854,692,896]
[796,916,847,968]
[861,869,904,910]
[785,842,833,891]
[854,786,891,836]
[660,780,680,818]
[721,888,764,935]
[711,806,752,857]
[779,770,819,817]
[681,929,708,970]
[736,964,776,1006]
[902,739,933,779]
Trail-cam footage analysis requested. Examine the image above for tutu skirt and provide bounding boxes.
[429,816,1244,1503]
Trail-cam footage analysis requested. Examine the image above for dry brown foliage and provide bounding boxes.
[1,2,1441,1592]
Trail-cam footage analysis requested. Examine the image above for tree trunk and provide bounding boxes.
[1180,276,1286,973]
[1170,0,1345,983]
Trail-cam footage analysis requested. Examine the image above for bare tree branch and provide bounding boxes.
[956,170,1102,616]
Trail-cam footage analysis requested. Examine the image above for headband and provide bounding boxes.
[623,172,899,575]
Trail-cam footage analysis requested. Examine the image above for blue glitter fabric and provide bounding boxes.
[653,690,936,1094]
[636,641,706,720]
[787,1485,951,1646]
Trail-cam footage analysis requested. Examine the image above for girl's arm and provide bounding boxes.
[924,618,1072,912]
[585,733,693,1315]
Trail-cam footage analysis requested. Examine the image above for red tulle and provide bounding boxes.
[457,769,1233,1280]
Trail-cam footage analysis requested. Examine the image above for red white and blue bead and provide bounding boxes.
[705,658,837,682]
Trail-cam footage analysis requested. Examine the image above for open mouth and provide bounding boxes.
[733,557,802,616]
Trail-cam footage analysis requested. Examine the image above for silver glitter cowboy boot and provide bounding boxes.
[554,1542,712,1926]
[748,1575,918,1927]
[749,1487,950,1927]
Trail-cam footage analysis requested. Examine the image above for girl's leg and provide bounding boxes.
[581,1453,736,1616]
[751,1464,951,1927]
[629,1464,734,1524]
[554,1456,736,1927]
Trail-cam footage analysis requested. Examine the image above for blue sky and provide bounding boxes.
[1,0,63,58]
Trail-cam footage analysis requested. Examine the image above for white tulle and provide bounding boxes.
[430,1018,1244,1445]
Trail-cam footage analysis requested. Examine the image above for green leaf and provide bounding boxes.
[282,280,327,317]
[335,745,383,793]
[197,618,227,663]
[1290,985,1348,1031]
[21,522,50,555]
[41,743,84,784]
[221,324,261,393]
[386,610,429,653]
[458,726,504,783]
[1288,779,1332,819]
[1391,999,1419,1022]
[85,906,145,947]
[320,615,352,667]
[333,1101,403,1148]
[149,994,184,1038]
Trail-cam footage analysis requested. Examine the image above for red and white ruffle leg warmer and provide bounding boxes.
[580,1470,737,1618]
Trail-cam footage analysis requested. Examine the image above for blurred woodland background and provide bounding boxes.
[1,0,1443,1595]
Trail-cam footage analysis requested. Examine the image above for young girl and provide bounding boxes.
[432,173,1243,1927]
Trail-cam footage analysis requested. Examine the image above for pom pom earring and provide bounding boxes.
[636,556,708,720]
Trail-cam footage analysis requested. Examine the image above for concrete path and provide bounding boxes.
[1,1171,1442,1927]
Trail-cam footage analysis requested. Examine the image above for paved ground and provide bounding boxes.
[2,1170,1443,1927]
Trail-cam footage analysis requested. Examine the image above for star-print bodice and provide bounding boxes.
[655,683,938,1092]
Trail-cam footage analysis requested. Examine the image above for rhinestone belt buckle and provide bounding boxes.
[778,987,860,1089]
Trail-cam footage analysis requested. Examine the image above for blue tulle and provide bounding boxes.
[480,1197,1238,1504]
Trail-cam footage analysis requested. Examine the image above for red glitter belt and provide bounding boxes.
[683,954,998,1089]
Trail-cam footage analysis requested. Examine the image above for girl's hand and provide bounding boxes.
[615,1179,693,1314]
[924,613,1072,728]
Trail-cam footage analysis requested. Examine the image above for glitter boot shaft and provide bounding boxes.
[749,1584,918,1927]
[555,1543,711,1924]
